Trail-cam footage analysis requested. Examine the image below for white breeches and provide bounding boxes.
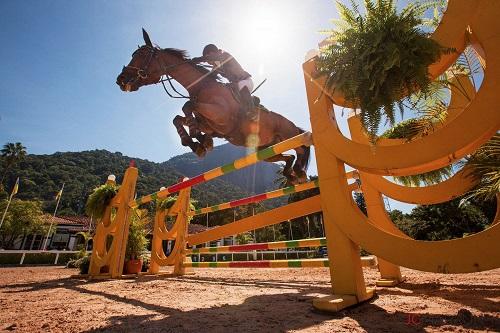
[237,78,254,92]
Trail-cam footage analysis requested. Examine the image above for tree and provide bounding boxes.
[235,232,254,245]
[353,192,367,215]
[0,199,47,249]
[394,199,489,241]
[1,142,27,187]
[461,134,500,203]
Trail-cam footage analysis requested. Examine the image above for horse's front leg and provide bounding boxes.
[173,115,206,157]
[183,101,214,152]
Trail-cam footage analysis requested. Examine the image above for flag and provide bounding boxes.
[10,178,19,197]
[55,184,64,201]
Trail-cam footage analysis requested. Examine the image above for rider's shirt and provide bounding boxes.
[203,51,251,82]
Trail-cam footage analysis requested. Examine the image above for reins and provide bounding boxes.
[160,75,190,99]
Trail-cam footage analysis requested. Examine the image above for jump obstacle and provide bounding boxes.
[90,0,500,312]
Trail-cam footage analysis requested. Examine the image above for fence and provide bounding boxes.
[0,250,81,266]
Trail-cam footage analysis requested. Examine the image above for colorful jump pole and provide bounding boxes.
[130,132,312,208]
[188,179,319,216]
[186,237,326,254]
[184,257,377,269]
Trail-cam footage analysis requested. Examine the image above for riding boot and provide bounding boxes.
[240,87,257,121]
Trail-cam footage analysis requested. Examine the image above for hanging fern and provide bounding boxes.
[157,196,179,212]
[85,183,120,219]
[156,195,197,222]
[316,0,454,141]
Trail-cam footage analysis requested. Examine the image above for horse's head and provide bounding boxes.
[116,29,163,92]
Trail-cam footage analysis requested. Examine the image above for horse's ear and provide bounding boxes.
[142,28,153,47]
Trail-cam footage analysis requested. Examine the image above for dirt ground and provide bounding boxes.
[0,266,498,333]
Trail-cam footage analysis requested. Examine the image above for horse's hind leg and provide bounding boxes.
[264,153,297,185]
[173,115,206,157]
[292,146,309,183]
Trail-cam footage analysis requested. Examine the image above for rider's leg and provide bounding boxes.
[238,79,257,121]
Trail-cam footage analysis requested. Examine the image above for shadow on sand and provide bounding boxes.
[1,273,498,332]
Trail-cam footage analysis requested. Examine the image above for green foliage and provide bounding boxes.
[381,98,453,186]
[390,198,491,241]
[157,195,197,215]
[23,252,57,265]
[0,199,47,249]
[157,196,178,212]
[67,254,91,274]
[126,209,150,260]
[317,0,453,141]
[353,192,367,215]
[235,232,254,245]
[57,252,79,265]
[1,148,270,218]
[1,142,27,185]
[0,253,23,265]
[85,183,119,219]
[461,134,500,203]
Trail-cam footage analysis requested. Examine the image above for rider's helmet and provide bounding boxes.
[203,44,219,56]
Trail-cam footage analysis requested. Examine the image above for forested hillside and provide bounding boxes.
[165,143,281,194]
[1,147,279,217]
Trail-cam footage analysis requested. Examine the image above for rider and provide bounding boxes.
[192,44,257,121]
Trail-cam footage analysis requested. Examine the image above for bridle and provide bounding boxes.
[122,45,160,83]
[122,45,192,98]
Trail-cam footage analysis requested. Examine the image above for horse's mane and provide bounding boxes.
[162,48,212,76]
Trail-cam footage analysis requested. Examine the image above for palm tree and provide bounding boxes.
[461,134,500,203]
[0,142,27,186]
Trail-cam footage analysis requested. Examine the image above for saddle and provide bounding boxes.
[226,83,262,120]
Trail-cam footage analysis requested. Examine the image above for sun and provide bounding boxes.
[228,2,299,75]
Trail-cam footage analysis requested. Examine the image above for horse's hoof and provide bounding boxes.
[296,172,307,184]
[195,146,207,158]
[286,176,299,186]
[203,136,214,151]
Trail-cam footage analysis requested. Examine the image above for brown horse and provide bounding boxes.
[116,29,309,184]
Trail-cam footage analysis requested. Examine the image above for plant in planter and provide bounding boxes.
[125,209,150,274]
[85,183,120,219]
[316,0,454,142]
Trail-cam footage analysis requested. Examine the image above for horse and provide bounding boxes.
[116,29,310,184]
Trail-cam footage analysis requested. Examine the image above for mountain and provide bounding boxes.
[164,143,282,194]
[1,145,282,217]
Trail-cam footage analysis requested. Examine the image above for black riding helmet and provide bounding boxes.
[203,44,219,56]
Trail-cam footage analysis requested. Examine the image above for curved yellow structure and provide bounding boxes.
[304,0,500,311]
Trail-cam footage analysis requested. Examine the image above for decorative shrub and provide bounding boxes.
[156,196,197,222]
[0,253,23,265]
[316,0,453,141]
[23,252,56,265]
[125,209,149,260]
[85,183,119,219]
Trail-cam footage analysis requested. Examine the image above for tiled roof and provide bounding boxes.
[44,215,92,228]
[45,216,208,234]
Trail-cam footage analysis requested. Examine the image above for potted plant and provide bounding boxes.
[125,209,150,274]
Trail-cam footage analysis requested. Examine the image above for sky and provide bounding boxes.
[0,0,416,212]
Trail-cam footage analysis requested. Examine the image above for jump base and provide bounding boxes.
[313,288,376,312]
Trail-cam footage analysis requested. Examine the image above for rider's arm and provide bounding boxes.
[192,53,224,63]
